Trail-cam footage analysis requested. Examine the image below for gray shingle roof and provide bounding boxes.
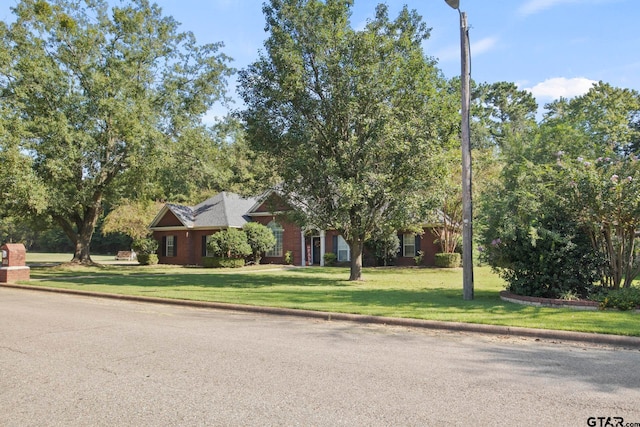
[163,192,260,229]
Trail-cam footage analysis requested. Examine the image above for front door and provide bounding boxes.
[312,237,321,265]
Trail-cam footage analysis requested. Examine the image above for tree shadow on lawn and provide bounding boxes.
[44,271,350,289]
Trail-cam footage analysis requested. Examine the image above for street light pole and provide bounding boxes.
[445,0,474,300]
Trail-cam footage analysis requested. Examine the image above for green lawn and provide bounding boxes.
[26,252,127,264]
[17,256,640,337]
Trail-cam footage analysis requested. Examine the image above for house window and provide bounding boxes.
[337,236,350,262]
[403,233,415,257]
[204,235,212,257]
[266,221,283,257]
[166,235,176,257]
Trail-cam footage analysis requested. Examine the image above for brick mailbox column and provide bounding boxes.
[1,243,30,283]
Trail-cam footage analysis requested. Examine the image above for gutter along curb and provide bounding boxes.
[3,283,640,349]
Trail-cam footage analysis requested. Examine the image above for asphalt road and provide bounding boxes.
[1,287,640,427]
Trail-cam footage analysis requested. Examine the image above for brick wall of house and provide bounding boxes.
[156,210,183,227]
[154,230,193,265]
[252,215,303,266]
[395,228,440,266]
[421,228,440,266]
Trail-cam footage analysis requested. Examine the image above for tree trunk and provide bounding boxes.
[349,239,365,281]
[72,224,95,264]
[56,200,103,265]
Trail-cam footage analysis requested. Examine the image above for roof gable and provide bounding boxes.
[154,209,185,227]
[151,192,260,230]
[248,190,292,214]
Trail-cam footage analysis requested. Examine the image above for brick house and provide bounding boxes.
[149,191,442,267]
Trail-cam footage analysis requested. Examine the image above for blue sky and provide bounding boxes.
[3,0,639,122]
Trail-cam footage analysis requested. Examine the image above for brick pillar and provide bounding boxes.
[1,243,30,283]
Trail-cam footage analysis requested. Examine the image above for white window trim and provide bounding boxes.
[166,235,176,257]
[205,235,213,257]
[403,233,415,258]
[267,222,284,257]
[337,235,350,262]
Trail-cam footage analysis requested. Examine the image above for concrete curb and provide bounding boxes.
[3,283,640,349]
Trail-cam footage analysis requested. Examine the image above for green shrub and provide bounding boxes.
[435,252,461,268]
[132,237,158,255]
[136,253,158,265]
[480,205,602,299]
[414,250,424,266]
[366,230,399,266]
[323,252,337,266]
[207,229,252,258]
[284,251,293,265]
[243,222,276,265]
[595,287,640,311]
[202,256,245,268]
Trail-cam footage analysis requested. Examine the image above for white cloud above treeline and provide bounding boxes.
[525,77,597,100]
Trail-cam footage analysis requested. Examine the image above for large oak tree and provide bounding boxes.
[239,0,451,280]
[0,0,232,263]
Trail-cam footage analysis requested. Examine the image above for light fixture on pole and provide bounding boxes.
[445,0,474,300]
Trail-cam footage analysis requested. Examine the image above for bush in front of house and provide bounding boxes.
[136,253,158,265]
[207,228,252,259]
[242,222,276,265]
[366,230,399,266]
[202,256,245,268]
[435,253,461,268]
[132,237,159,265]
[323,252,337,266]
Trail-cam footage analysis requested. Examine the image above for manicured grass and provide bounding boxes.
[19,260,640,337]
[26,252,123,264]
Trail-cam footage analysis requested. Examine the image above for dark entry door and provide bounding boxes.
[312,237,321,265]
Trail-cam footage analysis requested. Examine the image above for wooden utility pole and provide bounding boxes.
[459,11,474,300]
[445,0,474,300]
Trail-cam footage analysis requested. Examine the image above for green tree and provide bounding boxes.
[561,156,640,289]
[542,81,640,157]
[102,199,164,241]
[478,136,603,298]
[242,222,276,264]
[472,81,538,150]
[239,0,447,280]
[207,228,252,259]
[0,0,232,264]
[480,83,640,295]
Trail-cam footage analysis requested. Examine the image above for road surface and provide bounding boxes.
[1,287,639,426]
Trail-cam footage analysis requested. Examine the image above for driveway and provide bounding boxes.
[1,287,639,426]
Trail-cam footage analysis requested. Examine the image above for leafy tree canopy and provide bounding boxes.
[0,0,232,263]
[239,0,452,280]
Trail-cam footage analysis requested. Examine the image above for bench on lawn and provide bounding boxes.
[115,251,136,261]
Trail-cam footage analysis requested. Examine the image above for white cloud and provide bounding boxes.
[434,44,460,63]
[518,0,621,16]
[524,77,597,100]
[435,36,498,63]
[518,0,577,16]
[472,37,499,56]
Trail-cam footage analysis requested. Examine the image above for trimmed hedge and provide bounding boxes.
[137,253,158,265]
[202,256,245,268]
[323,253,337,266]
[595,287,640,311]
[435,253,461,268]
